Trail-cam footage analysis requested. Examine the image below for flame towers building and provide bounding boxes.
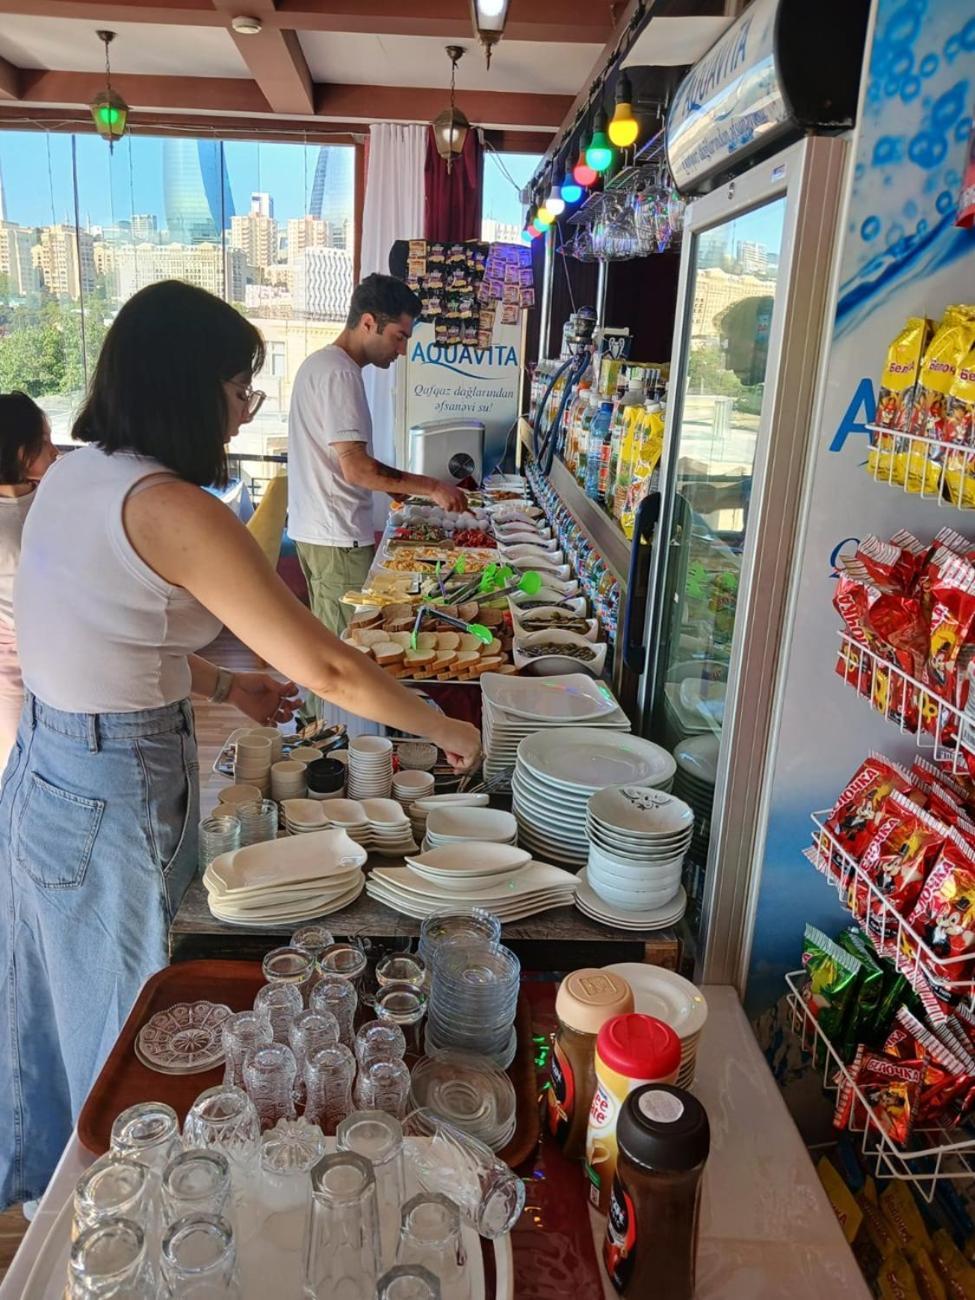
[163,139,236,244]
[309,146,354,249]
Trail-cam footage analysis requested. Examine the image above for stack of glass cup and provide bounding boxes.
[427,942,520,1070]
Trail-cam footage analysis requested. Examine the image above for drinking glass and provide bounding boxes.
[418,910,501,970]
[110,1102,182,1181]
[160,1213,240,1298]
[162,1151,232,1223]
[396,1194,469,1300]
[402,1111,525,1239]
[359,1060,411,1119]
[309,974,357,1047]
[303,1043,355,1135]
[290,925,335,962]
[254,983,303,1045]
[182,1087,261,1186]
[242,1043,297,1129]
[377,1265,442,1300]
[288,1009,340,1105]
[73,1154,155,1238]
[262,946,317,1005]
[304,1152,381,1300]
[67,1217,154,1298]
[235,798,278,846]
[375,983,427,1053]
[319,942,369,990]
[198,815,241,872]
[337,1110,406,1270]
[355,1020,406,1073]
[376,954,426,991]
[221,1011,273,1090]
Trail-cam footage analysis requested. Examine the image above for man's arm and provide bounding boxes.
[333,441,468,512]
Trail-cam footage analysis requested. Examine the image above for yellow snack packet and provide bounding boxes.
[817,1156,863,1244]
[871,317,933,482]
[860,1186,901,1259]
[899,312,975,493]
[910,1246,949,1300]
[932,1229,975,1300]
[878,1249,924,1299]
[880,1179,933,1254]
[943,346,975,507]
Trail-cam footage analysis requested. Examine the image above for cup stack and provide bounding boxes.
[216,783,263,813]
[249,727,285,762]
[427,942,520,1069]
[392,769,435,811]
[347,736,394,801]
[236,798,279,847]
[304,757,348,802]
[234,735,273,796]
[271,760,308,803]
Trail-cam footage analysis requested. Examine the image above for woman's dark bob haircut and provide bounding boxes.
[73,280,265,487]
[0,391,47,486]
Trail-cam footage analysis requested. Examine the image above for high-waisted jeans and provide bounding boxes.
[0,691,199,1207]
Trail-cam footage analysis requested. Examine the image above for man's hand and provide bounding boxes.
[228,673,302,726]
[430,481,469,513]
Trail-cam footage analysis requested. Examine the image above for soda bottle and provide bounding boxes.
[576,393,599,489]
[585,401,614,501]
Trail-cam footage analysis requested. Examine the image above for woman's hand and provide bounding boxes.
[228,673,302,726]
[436,718,482,773]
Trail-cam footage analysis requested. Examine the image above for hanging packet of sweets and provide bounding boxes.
[890,529,932,588]
[870,317,934,480]
[802,923,862,1059]
[837,927,887,1046]
[902,310,975,493]
[908,835,975,997]
[877,1254,924,1300]
[923,554,975,703]
[855,792,948,931]
[913,755,972,808]
[884,1006,972,1124]
[865,588,929,679]
[849,1050,924,1146]
[931,1229,975,1300]
[826,754,914,862]
[934,526,975,564]
[846,538,911,592]
[945,347,975,509]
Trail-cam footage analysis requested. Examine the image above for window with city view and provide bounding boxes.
[0,131,356,459]
[481,150,541,244]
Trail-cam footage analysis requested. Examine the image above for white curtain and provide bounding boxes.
[360,122,426,535]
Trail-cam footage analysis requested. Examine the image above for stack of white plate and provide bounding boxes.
[603,962,708,1087]
[480,673,631,782]
[424,807,517,851]
[673,734,718,902]
[280,798,330,835]
[574,872,687,931]
[347,735,393,800]
[392,768,435,810]
[408,792,490,846]
[585,785,692,914]
[279,797,418,855]
[513,728,678,868]
[366,850,577,922]
[203,829,367,926]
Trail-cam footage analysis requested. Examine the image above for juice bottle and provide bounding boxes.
[563,380,591,469]
[607,369,646,511]
[585,401,614,501]
[576,392,599,489]
[620,399,665,539]
[612,403,646,525]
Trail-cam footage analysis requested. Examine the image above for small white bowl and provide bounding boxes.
[513,630,607,678]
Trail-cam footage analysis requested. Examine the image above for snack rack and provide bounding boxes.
[866,423,975,510]
[807,814,975,1009]
[834,631,975,774]
[785,969,975,1201]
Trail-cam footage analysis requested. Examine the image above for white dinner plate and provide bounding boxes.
[404,843,531,876]
[208,875,365,926]
[602,961,708,1041]
[480,673,620,723]
[518,729,677,792]
[206,831,368,894]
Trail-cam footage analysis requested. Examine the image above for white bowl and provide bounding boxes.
[513,630,607,678]
[588,842,686,876]
[587,871,682,912]
[425,807,517,843]
[393,769,436,791]
[588,856,682,893]
[510,606,599,642]
[350,736,393,757]
[508,593,588,615]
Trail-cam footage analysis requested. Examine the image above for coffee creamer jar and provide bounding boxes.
[584,1013,680,1214]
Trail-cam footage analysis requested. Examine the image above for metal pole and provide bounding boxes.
[537,225,554,361]
[595,258,608,331]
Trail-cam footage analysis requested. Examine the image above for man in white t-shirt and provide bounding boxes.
[288,273,467,639]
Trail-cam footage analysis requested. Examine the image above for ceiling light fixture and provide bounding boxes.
[90,30,128,152]
[572,145,598,189]
[231,15,263,35]
[470,0,511,68]
[560,165,583,205]
[608,73,639,148]
[535,205,554,228]
[585,108,614,174]
[545,181,565,218]
[432,45,470,175]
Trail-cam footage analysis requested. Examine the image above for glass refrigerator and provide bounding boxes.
[633,134,851,986]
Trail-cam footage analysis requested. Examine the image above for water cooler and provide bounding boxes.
[407,419,485,485]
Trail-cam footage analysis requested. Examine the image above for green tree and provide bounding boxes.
[0,316,65,395]
[687,343,742,399]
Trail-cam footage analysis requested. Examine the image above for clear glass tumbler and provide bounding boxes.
[319,942,369,991]
[304,1152,381,1300]
[289,1010,340,1106]
[309,974,357,1048]
[73,1154,155,1239]
[110,1102,182,1181]
[242,1043,297,1129]
[67,1216,154,1298]
[355,1020,406,1073]
[182,1086,262,1188]
[376,953,427,991]
[396,1193,469,1300]
[161,1150,231,1223]
[160,1213,240,1298]
[254,982,303,1045]
[375,983,427,1054]
[290,925,335,962]
[377,1264,442,1300]
[199,815,241,872]
[262,946,317,1005]
[337,1110,407,1271]
[303,1043,355,1135]
[361,1060,412,1121]
[221,1011,273,1090]
[235,798,279,847]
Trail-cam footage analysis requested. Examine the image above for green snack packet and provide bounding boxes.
[836,927,885,1049]
[873,964,916,1042]
[802,923,862,1062]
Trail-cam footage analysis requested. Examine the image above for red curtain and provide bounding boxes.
[424,125,482,243]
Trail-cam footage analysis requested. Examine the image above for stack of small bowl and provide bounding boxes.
[347,736,393,800]
[409,1050,517,1152]
[304,756,347,802]
[270,760,307,803]
[392,768,435,811]
[585,785,693,914]
[233,734,273,795]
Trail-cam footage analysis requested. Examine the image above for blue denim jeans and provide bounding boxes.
[0,691,199,1207]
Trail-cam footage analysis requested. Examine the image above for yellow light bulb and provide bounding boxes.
[535,205,554,227]
[608,102,639,148]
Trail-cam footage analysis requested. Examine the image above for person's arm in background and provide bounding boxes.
[333,441,467,511]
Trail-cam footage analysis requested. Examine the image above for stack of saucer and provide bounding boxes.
[360,797,420,855]
[585,785,692,915]
[347,736,393,800]
[603,962,708,1087]
[233,735,273,795]
[392,768,435,810]
[270,760,307,803]
[424,807,517,851]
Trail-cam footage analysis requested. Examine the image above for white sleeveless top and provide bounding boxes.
[15,446,223,712]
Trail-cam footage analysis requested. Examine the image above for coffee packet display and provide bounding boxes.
[902,309,975,493]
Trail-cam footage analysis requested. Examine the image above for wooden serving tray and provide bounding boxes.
[78,959,540,1170]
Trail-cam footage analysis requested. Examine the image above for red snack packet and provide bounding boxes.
[865,589,928,679]
[885,1006,972,1123]
[849,1050,924,1145]
[908,836,975,997]
[923,553,975,703]
[833,1043,865,1132]
[825,754,913,862]
[841,540,906,593]
[912,755,970,806]
[854,792,948,930]
[910,770,966,824]
[889,528,931,588]
[934,525,975,564]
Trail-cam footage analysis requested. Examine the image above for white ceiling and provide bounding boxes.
[0,16,252,78]
[297,31,601,96]
[624,16,732,68]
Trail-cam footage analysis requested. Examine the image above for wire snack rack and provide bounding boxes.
[865,422,975,510]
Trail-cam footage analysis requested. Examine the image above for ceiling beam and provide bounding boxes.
[0,57,22,101]
[14,69,570,128]
[0,103,367,138]
[211,0,314,115]
[0,0,614,41]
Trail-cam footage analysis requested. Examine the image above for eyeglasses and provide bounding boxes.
[230,385,266,418]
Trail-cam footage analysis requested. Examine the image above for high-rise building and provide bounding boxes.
[691,267,776,339]
[292,245,353,320]
[163,139,236,244]
[101,242,247,303]
[230,212,279,272]
[131,214,159,242]
[287,216,329,266]
[0,223,38,296]
[33,225,96,299]
[736,241,769,275]
[309,147,354,249]
[250,192,273,219]
[698,230,729,270]
[481,218,522,245]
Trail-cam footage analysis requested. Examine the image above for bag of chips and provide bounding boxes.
[855,793,948,932]
[903,309,975,494]
[870,317,934,482]
[943,346,975,509]
[837,926,886,1045]
[826,754,914,862]
[908,836,975,998]
[802,923,862,1058]
[923,554,975,704]
[850,1049,924,1146]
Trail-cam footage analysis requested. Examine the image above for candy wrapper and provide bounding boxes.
[907,836,975,998]
[884,1006,972,1124]
[802,923,862,1060]
[850,1050,924,1146]
[931,1229,975,1300]
[943,346,975,510]
[825,754,915,863]
[923,554,975,704]
[870,317,933,481]
[903,309,975,494]
[854,792,948,933]
[837,927,887,1045]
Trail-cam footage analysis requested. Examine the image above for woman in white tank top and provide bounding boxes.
[0,280,481,1209]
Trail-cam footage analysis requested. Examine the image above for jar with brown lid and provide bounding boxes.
[546,969,633,1159]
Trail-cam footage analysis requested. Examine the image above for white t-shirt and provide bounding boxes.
[287,344,375,547]
[0,487,36,630]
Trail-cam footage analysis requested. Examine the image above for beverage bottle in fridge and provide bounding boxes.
[612,403,646,525]
[606,369,646,510]
[585,401,614,501]
[576,392,599,489]
[563,380,591,471]
[620,399,665,539]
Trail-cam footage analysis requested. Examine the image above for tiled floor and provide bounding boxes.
[0,630,266,1281]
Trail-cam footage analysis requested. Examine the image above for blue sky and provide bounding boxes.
[0,128,538,233]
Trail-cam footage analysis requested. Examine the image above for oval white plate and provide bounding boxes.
[519,730,677,793]
[425,807,517,842]
[404,843,531,876]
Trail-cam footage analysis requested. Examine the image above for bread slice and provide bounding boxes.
[458,633,481,653]
[385,616,415,634]
[350,609,382,629]
[373,642,405,666]
[431,651,457,672]
[404,649,435,668]
[454,650,479,668]
[416,631,438,651]
[476,655,504,672]
[457,602,479,623]
[382,603,414,623]
[478,608,503,628]
[436,632,460,651]
[386,631,415,648]
[357,628,389,647]
[483,637,502,658]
